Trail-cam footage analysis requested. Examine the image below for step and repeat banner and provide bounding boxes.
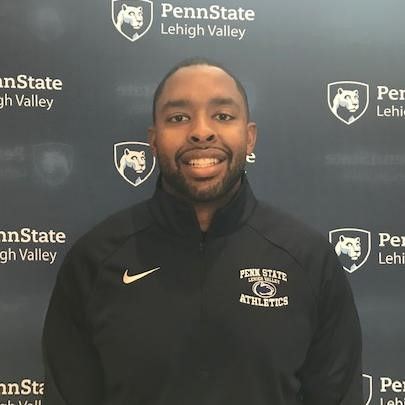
[1,0,404,404]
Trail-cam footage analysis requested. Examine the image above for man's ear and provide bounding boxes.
[148,126,157,156]
[246,122,257,155]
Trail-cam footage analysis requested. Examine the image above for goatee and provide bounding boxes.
[157,152,246,203]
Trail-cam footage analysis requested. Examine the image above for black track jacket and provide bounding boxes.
[42,177,363,405]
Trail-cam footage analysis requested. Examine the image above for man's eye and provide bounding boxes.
[215,113,233,121]
[168,115,189,123]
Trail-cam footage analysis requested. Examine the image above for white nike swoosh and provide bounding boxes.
[123,267,161,285]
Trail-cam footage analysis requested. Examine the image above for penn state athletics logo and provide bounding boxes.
[239,268,289,308]
[32,142,74,186]
[114,141,156,187]
[252,281,277,298]
[112,0,153,42]
[327,81,369,125]
[329,228,371,273]
[363,374,373,405]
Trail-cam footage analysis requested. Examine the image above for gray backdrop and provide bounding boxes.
[1,1,404,404]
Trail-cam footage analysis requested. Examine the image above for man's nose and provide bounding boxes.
[188,116,216,144]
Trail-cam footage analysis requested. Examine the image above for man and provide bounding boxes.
[42,58,363,404]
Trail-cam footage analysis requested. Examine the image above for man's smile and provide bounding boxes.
[187,158,220,167]
[181,158,226,179]
[177,148,229,178]
[178,148,229,163]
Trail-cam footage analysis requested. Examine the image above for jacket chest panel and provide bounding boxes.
[89,229,316,388]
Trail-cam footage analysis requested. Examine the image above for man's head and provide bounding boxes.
[152,58,251,123]
[148,58,256,203]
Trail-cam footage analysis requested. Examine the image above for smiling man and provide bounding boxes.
[42,58,363,405]
[149,60,256,231]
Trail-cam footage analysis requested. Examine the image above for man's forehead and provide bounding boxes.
[157,65,243,104]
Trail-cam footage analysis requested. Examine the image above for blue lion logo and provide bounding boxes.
[252,281,277,298]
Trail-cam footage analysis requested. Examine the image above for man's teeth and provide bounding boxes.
[187,158,220,167]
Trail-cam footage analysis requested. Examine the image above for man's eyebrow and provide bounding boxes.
[209,97,240,108]
[160,97,241,112]
[160,99,191,111]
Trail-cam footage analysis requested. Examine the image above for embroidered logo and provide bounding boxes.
[123,266,161,284]
[239,268,289,308]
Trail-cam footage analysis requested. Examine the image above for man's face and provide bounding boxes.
[149,65,256,203]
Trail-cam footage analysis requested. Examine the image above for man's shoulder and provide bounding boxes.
[54,201,153,295]
[248,200,334,268]
[69,199,152,262]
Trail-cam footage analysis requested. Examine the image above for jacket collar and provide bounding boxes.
[147,174,257,239]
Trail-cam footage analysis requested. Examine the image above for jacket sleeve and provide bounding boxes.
[298,249,363,405]
[42,248,104,405]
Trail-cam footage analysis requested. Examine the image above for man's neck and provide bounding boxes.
[161,178,242,232]
[192,180,241,231]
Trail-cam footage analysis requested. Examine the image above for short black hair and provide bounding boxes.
[152,57,250,123]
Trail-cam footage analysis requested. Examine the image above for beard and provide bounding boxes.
[156,148,246,203]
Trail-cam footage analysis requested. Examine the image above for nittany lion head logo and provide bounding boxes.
[112,0,153,42]
[32,143,74,187]
[329,228,371,273]
[114,141,156,187]
[328,81,369,125]
[252,281,277,298]
[335,235,361,261]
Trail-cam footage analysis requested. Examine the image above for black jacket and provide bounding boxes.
[42,177,363,405]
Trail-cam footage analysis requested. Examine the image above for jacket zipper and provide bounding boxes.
[198,233,209,381]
